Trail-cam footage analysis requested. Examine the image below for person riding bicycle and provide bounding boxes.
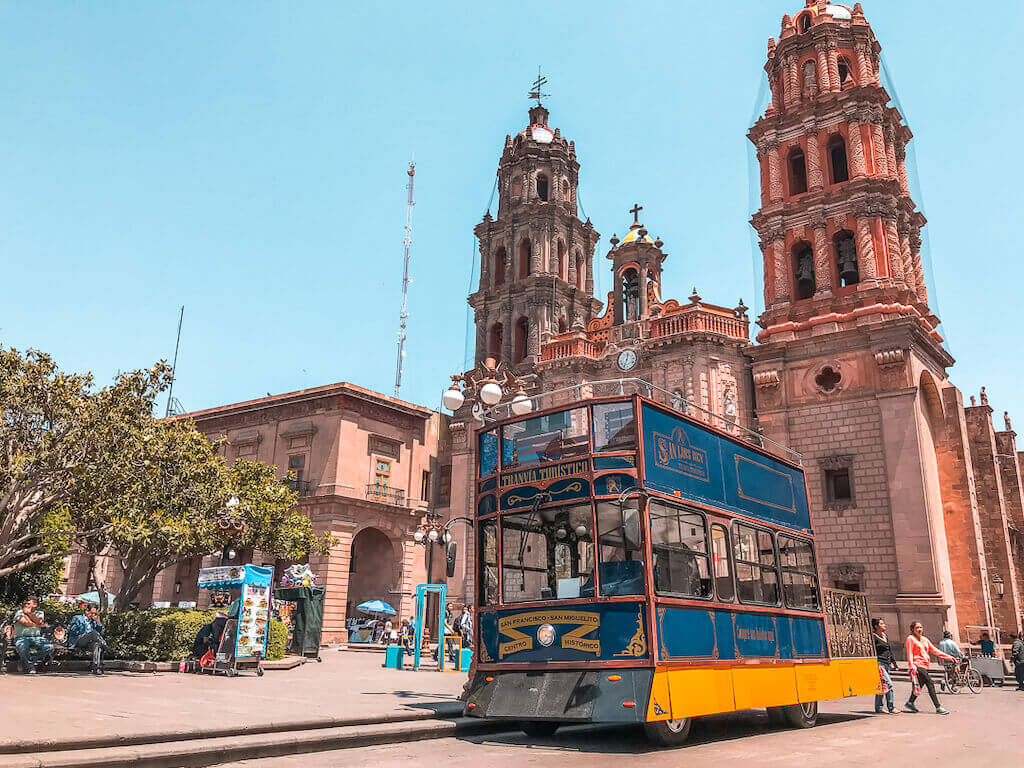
[938,630,967,691]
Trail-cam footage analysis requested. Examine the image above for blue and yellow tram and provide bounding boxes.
[462,390,878,745]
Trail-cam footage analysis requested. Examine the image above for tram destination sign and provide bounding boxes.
[500,458,589,488]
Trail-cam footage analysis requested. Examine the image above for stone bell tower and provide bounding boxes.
[748,2,989,640]
[469,102,601,371]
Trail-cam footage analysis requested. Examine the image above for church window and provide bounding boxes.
[824,467,853,505]
[575,252,585,290]
[488,323,503,362]
[837,57,851,87]
[815,365,842,392]
[562,178,570,202]
[557,240,566,280]
[828,135,849,183]
[834,231,859,286]
[519,239,531,280]
[493,247,506,287]
[511,176,522,198]
[798,12,811,33]
[787,146,808,196]
[793,242,815,300]
[622,268,640,322]
[536,173,549,202]
[514,318,529,363]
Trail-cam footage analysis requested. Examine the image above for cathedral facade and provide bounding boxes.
[443,1,1024,646]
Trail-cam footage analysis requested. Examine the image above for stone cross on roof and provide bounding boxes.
[629,203,643,228]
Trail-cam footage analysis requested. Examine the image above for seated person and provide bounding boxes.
[192,612,229,659]
[938,630,964,660]
[12,597,55,675]
[979,632,996,657]
[67,604,109,675]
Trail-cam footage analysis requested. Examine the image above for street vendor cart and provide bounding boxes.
[964,625,1006,686]
[272,585,325,662]
[197,564,274,677]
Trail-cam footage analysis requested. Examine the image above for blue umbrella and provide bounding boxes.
[75,591,118,605]
[357,599,396,616]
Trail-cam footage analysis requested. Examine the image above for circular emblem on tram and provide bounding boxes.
[536,623,556,647]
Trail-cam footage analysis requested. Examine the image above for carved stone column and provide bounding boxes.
[898,217,917,293]
[870,108,888,177]
[895,143,911,195]
[530,227,543,274]
[826,38,841,92]
[806,130,824,191]
[855,41,871,85]
[910,227,927,305]
[816,45,832,93]
[760,238,774,307]
[766,141,784,203]
[884,124,898,181]
[786,55,800,108]
[812,216,833,294]
[772,228,789,303]
[846,118,867,178]
[855,216,877,280]
[883,215,904,282]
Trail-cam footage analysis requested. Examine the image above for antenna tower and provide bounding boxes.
[165,305,186,417]
[394,161,416,398]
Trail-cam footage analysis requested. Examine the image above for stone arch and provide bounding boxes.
[492,247,506,287]
[346,527,397,620]
[518,239,531,280]
[919,370,945,429]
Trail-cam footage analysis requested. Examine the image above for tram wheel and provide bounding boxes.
[643,717,692,746]
[966,668,983,694]
[519,721,559,738]
[779,701,817,729]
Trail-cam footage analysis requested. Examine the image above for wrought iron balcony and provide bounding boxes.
[287,479,316,497]
[365,484,406,506]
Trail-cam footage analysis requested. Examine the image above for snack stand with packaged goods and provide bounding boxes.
[197,564,273,677]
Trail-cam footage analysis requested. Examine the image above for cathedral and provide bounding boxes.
[442,1,1024,644]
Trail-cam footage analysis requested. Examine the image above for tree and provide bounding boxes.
[0,347,170,579]
[77,418,332,611]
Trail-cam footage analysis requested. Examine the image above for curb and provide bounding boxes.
[0,702,465,756]
[0,716,499,768]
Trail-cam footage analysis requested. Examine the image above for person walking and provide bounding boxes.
[905,621,954,715]
[66,604,109,675]
[1010,632,1024,691]
[871,618,898,714]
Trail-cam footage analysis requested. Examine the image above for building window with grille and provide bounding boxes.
[374,459,390,495]
[824,468,853,504]
[288,455,305,492]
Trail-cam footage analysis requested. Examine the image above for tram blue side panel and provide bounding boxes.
[656,606,826,662]
[639,404,812,531]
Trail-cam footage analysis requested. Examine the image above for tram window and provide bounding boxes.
[649,501,712,599]
[778,534,821,611]
[710,524,734,602]
[479,520,498,606]
[731,523,780,606]
[596,500,644,596]
[592,402,636,452]
[500,504,594,603]
[501,407,590,469]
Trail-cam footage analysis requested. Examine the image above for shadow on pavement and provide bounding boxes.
[459,709,870,755]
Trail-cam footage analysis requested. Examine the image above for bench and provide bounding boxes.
[1,616,91,674]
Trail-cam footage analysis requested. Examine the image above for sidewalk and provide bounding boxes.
[0,649,466,748]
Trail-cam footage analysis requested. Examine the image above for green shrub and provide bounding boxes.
[152,610,215,661]
[266,618,287,661]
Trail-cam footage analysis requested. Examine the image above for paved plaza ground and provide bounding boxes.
[0,650,464,746]
[221,684,1024,768]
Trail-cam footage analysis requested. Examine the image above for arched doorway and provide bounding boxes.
[346,527,397,619]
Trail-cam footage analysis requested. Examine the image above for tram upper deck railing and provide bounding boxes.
[479,377,801,466]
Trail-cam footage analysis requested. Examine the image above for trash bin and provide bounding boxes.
[459,648,473,672]
[385,644,405,670]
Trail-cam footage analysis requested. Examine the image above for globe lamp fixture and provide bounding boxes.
[441,357,533,420]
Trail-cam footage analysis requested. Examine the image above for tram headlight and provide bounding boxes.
[537,623,556,647]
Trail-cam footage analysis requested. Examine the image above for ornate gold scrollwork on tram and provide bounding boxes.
[822,587,874,659]
[613,610,648,658]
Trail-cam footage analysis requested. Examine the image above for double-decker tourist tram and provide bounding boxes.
[461,380,879,745]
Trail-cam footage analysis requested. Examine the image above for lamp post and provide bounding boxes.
[442,357,534,421]
[413,510,445,585]
[218,496,242,566]
[993,574,1005,598]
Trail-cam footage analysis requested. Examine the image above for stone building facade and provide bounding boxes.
[64,382,441,642]
[443,1,1024,648]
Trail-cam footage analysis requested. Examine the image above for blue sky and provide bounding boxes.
[2,2,1020,423]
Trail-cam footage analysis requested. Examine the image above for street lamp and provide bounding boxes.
[218,496,244,566]
[413,511,446,585]
[442,357,533,422]
[993,574,1005,598]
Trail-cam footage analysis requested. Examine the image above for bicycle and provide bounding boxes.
[941,658,983,694]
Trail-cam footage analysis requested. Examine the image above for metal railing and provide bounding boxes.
[365,484,407,506]
[479,377,802,465]
[288,479,316,497]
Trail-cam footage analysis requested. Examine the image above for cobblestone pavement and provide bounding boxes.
[0,650,464,745]
[218,685,1024,767]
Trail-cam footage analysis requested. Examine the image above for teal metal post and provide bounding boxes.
[412,583,447,671]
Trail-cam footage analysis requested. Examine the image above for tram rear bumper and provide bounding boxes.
[464,669,653,723]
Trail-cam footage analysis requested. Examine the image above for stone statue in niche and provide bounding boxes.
[802,60,818,99]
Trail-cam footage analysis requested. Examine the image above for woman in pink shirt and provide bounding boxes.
[905,621,953,714]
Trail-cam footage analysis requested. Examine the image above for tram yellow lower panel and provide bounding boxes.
[646,661,878,722]
[834,658,882,697]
